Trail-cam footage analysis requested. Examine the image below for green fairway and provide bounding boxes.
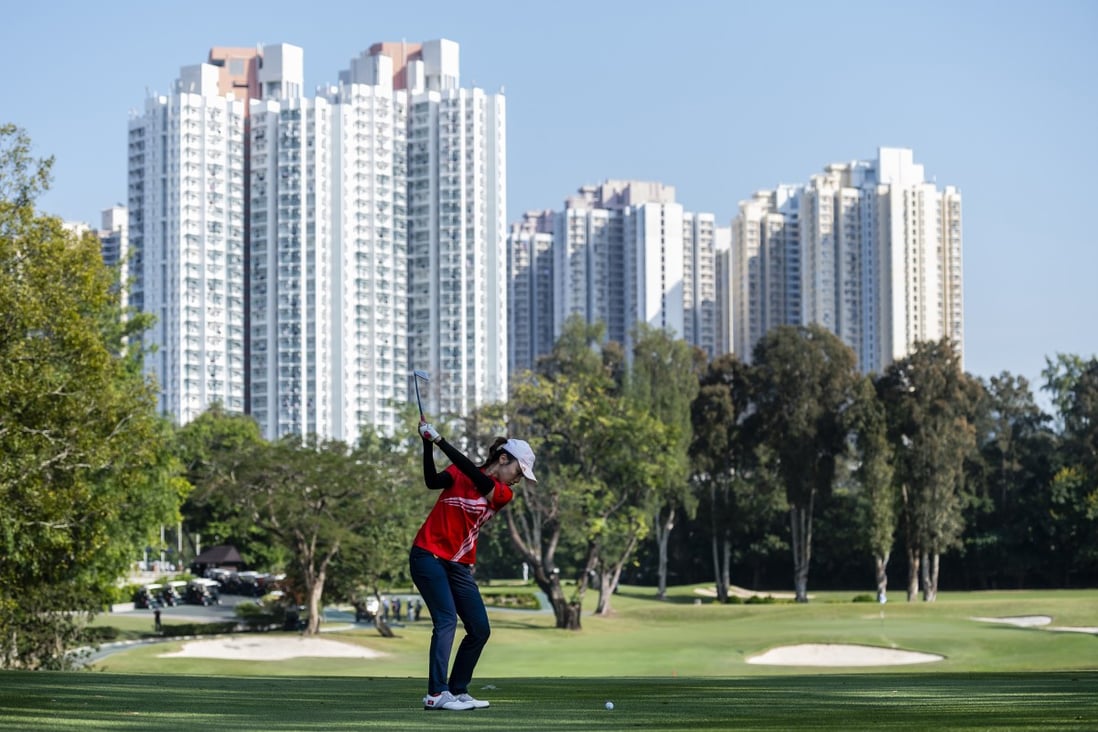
[2,586,1095,730]
[88,585,1098,677]
[1,672,1095,730]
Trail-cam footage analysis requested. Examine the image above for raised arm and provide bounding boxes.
[419,422,496,496]
[422,437,452,490]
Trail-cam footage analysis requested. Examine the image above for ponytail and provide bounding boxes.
[480,437,509,468]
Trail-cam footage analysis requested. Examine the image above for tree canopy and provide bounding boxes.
[0,124,185,668]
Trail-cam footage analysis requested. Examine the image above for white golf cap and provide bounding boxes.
[502,438,537,483]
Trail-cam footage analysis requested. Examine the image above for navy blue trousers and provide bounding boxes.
[409,545,491,695]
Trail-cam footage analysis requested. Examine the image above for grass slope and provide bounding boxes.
[1,586,1094,730]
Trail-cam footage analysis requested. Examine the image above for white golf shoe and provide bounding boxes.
[455,692,490,708]
[423,690,475,711]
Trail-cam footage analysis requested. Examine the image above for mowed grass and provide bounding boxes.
[1,585,1095,730]
[1,672,1096,731]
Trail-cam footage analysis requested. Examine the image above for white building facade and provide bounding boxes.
[508,180,719,376]
[127,61,252,423]
[401,40,509,419]
[129,39,504,438]
[730,147,963,372]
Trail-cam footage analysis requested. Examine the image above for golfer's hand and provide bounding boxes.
[418,422,442,443]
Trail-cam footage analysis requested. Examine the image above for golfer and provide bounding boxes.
[409,419,537,711]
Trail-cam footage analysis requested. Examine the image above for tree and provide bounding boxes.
[0,124,185,669]
[965,373,1054,588]
[848,376,896,600]
[1041,355,1098,583]
[878,338,979,601]
[750,325,859,602]
[625,324,701,600]
[505,317,675,626]
[193,433,389,635]
[585,393,676,616]
[175,405,268,565]
[689,353,782,602]
[341,425,431,635]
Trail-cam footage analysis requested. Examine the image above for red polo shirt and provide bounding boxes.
[413,464,514,564]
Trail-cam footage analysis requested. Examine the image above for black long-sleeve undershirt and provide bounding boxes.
[422,437,496,496]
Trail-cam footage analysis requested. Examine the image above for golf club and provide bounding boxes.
[413,370,429,418]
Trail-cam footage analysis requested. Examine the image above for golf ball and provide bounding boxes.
[605,701,614,710]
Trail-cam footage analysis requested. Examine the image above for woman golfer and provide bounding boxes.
[410,419,537,711]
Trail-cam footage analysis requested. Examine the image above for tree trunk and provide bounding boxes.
[564,601,582,630]
[712,533,731,603]
[596,533,638,615]
[305,571,325,635]
[920,550,931,601]
[526,566,570,629]
[505,511,573,628]
[790,501,813,603]
[373,613,395,638]
[906,547,920,602]
[595,572,614,615]
[923,552,940,602]
[654,504,676,600]
[874,551,890,603]
[546,577,571,628]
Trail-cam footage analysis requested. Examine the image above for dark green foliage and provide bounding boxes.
[878,339,980,600]
[749,325,860,602]
[0,124,185,669]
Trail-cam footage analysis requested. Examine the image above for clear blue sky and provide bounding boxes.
[2,0,1095,399]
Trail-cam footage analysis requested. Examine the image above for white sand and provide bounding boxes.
[971,615,1097,634]
[158,635,387,661]
[693,585,810,601]
[747,643,943,667]
[970,615,1052,627]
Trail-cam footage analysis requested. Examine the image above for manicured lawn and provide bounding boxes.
[2,585,1093,729]
[0,672,1095,730]
[90,585,1098,677]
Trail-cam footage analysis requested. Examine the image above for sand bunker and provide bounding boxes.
[158,636,386,661]
[746,643,943,667]
[971,615,1097,634]
[970,615,1051,627]
[693,586,809,601]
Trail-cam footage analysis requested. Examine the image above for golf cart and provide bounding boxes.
[186,577,221,606]
[134,583,163,609]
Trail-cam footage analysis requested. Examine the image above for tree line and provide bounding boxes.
[2,123,1095,668]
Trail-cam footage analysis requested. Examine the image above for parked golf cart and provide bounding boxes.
[133,584,163,609]
[354,596,381,622]
[186,578,221,606]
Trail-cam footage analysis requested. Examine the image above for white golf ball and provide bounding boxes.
[605,701,614,710]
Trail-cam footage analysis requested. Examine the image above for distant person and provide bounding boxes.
[154,609,162,633]
[409,418,537,711]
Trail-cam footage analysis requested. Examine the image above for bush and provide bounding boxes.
[82,625,120,643]
[234,601,283,631]
[483,593,540,610]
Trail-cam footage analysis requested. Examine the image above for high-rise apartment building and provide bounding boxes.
[712,225,733,357]
[128,39,504,438]
[97,205,130,307]
[394,40,509,419]
[247,48,412,442]
[508,180,719,376]
[731,148,962,372]
[508,210,555,375]
[128,59,253,423]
